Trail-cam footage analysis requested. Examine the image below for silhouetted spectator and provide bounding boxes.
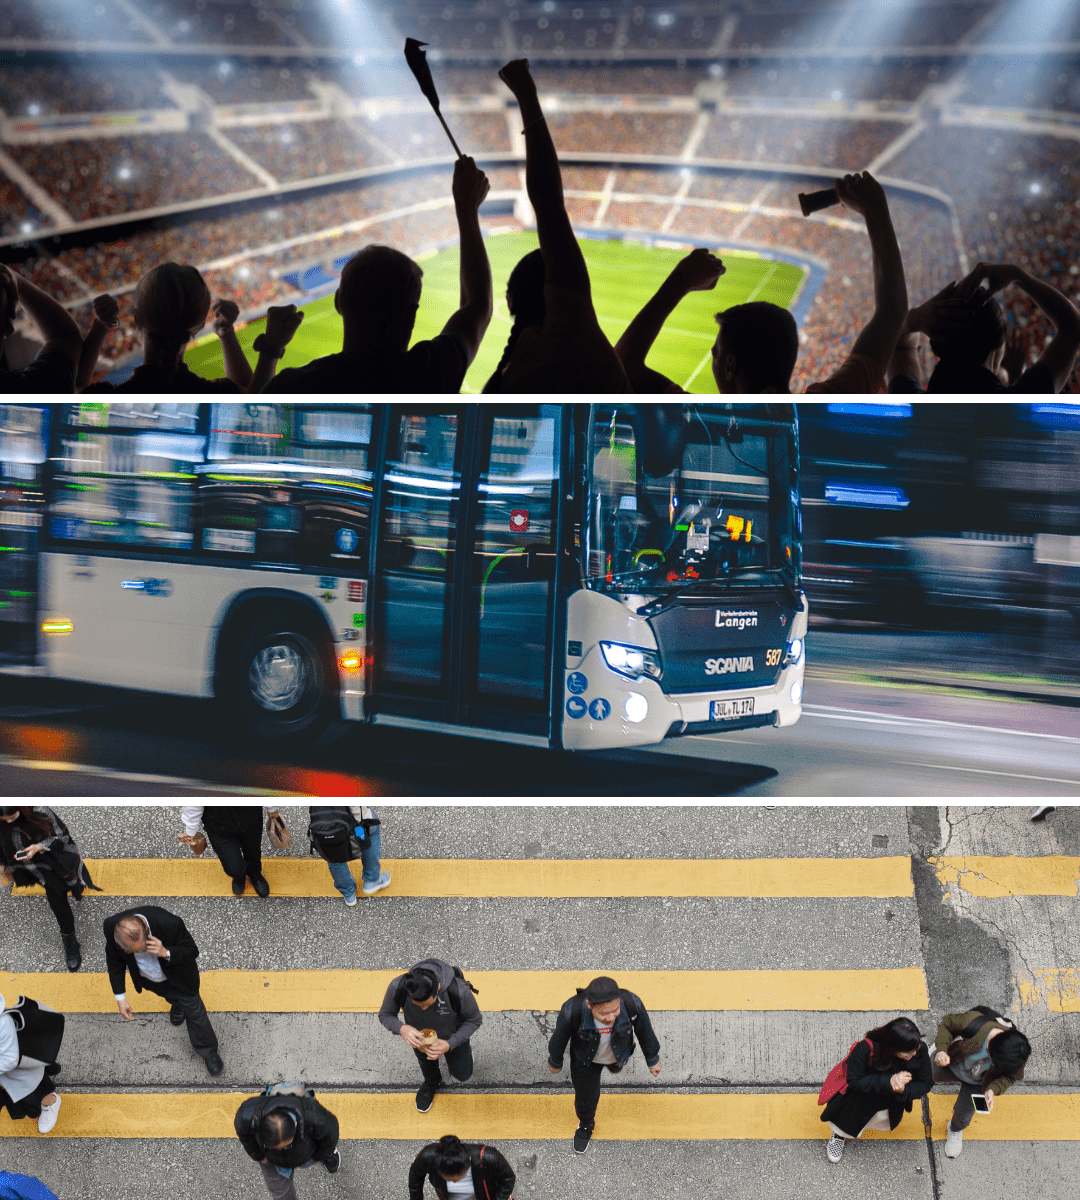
[923,262,1080,393]
[82,264,251,393]
[485,58,630,393]
[0,262,81,392]
[266,156,492,393]
[617,173,907,393]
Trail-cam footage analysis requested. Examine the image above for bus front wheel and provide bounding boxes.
[228,612,342,747]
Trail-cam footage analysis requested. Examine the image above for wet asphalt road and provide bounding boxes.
[0,630,1077,797]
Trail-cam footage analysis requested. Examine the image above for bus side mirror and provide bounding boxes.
[629,405,688,478]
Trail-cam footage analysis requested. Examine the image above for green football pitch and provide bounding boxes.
[186,231,804,393]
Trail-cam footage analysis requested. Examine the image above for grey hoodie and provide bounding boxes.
[378,957,483,1050]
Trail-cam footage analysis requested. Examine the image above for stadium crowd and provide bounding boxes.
[3,38,1080,394]
[7,133,261,222]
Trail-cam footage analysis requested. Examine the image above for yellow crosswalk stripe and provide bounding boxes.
[7,856,915,898]
[931,856,1080,898]
[0,968,929,1012]
[4,1091,1077,1140]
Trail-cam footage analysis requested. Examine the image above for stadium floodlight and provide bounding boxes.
[26,103,40,115]
[1029,182,1043,194]
[117,166,133,180]
[656,12,675,27]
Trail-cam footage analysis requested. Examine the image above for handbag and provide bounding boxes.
[818,1038,872,1105]
[266,811,293,850]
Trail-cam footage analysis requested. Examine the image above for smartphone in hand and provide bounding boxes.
[14,849,31,861]
[971,1094,990,1114]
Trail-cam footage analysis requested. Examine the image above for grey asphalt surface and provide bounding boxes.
[4,805,1080,1200]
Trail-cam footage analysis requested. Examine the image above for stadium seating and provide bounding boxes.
[2,1,1078,391]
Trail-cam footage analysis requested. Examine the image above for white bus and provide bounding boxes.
[0,402,806,751]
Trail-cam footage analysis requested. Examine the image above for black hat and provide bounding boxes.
[585,976,620,1003]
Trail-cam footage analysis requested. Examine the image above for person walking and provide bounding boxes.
[234,1083,341,1199]
[179,806,277,897]
[408,1134,516,1200]
[0,806,99,972]
[307,805,390,905]
[932,1005,1031,1158]
[820,1017,933,1163]
[547,975,662,1154]
[103,905,224,1076]
[379,959,482,1113]
[0,992,65,1135]
[0,1172,61,1200]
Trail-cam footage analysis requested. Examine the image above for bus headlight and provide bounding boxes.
[784,638,804,666]
[624,692,649,723]
[790,680,803,705]
[600,642,662,681]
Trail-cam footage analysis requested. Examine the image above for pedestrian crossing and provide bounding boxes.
[5,1091,1080,1141]
[7,854,917,897]
[0,968,930,1012]
[2,808,1076,1200]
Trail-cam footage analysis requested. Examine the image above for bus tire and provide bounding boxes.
[227,610,343,747]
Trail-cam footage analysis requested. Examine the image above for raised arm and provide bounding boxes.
[249,305,304,393]
[498,58,590,296]
[837,172,908,379]
[5,264,82,368]
[76,293,120,389]
[211,299,253,389]
[615,248,725,392]
[956,262,1080,392]
[440,155,494,362]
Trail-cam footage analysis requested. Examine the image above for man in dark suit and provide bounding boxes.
[103,905,223,1076]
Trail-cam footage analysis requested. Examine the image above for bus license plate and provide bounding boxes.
[711,698,754,721]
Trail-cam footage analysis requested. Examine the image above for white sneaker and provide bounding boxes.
[826,1135,845,1163]
[363,870,392,896]
[343,892,357,906]
[944,1122,963,1158]
[37,1094,60,1134]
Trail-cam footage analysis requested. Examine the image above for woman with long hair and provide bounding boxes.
[820,1016,933,1163]
[80,264,299,393]
[0,806,99,972]
[933,1006,1031,1158]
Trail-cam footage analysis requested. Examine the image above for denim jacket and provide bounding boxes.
[547,991,661,1070]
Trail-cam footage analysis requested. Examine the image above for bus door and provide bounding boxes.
[460,404,564,739]
[371,405,565,742]
[0,404,49,665]
[371,407,467,723]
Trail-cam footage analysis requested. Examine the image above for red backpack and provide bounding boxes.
[817,1038,872,1105]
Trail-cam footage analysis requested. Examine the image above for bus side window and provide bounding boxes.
[50,407,204,550]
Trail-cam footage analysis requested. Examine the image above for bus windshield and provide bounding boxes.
[587,404,800,595]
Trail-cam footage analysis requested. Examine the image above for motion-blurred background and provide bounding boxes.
[0,0,1078,389]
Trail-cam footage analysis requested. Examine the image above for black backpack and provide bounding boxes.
[307,806,379,864]
[569,988,638,1036]
[396,964,479,1014]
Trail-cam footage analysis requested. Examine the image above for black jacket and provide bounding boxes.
[103,906,202,997]
[548,991,661,1070]
[234,1092,339,1168]
[408,1143,515,1200]
[821,1039,933,1136]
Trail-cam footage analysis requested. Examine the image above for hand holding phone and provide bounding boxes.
[971,1092,991,1114]
[14,849,31,861]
